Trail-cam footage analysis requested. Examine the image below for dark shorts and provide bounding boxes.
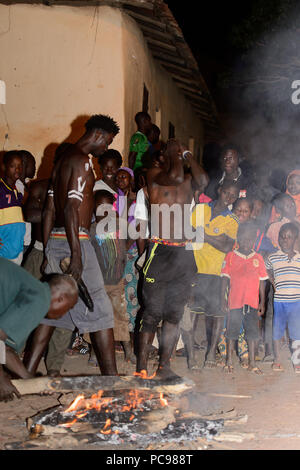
[189,273,222,317]
[273,301,300,341]
[226,306,260,341]
[141,242,197,333]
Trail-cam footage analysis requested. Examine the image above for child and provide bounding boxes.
[266,193,298,249]
[221,221,268,374]
[0,151,25,264]
[286,170,300,223]
[90,190,134,363]
[265,222,300,373]
[94,149,123,195]
[190,180,240,368]
[233,198,276,255]
[115,168,141,341]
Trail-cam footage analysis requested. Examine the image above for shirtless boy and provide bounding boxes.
[23,115,120,376]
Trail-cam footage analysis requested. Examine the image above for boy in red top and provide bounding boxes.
[221,221,268,374]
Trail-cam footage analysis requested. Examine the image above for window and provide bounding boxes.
[142,84,149,113]
[168,122,175,139]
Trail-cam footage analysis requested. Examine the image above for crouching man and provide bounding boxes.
[0,258,78,401]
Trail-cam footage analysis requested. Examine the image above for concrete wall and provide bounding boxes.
[0,3,204,178]
[0,3,125,178]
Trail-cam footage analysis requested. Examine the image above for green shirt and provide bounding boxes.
[129,131,149,171]
[0,258,51,352]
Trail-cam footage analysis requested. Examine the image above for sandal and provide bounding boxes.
[66,335,91,356]
[240,361,248,369]
[272,362,284,372]
[223,365,234,374]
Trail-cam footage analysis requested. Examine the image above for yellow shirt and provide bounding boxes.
[191,202,239,275]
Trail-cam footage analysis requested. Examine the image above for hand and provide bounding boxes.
[66,256,83,282]
[40,255,48,274]
[258,303,265,317]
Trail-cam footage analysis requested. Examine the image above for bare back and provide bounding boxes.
[52,144,95,230]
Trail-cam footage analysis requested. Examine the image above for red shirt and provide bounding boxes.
[221,250,268,309]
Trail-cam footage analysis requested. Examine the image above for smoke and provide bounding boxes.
[221,2,300,187]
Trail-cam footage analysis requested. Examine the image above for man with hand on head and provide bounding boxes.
[0,258,78,402]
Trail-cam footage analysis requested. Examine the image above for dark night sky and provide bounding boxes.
[166,1,252,113]
[166,1,300,172]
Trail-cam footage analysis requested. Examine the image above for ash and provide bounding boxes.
[92,418,224,447]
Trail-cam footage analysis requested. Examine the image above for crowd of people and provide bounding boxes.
[1,110,300,401]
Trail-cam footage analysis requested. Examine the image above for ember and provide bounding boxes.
[27,388,224,448]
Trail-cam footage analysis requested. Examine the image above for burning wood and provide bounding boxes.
[12,374,195,396]
[26,387,224,447]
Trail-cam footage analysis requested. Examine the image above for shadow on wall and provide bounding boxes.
[36,114,104,180]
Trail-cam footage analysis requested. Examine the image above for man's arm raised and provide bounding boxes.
[182,150,209,194]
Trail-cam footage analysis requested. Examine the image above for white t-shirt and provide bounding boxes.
[134,188,149,238]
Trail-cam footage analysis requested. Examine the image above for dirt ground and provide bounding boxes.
[1,335,300,453]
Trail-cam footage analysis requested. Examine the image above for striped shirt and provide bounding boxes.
[265,250,300,302]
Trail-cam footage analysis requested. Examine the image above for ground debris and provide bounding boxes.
[214,432,255,443]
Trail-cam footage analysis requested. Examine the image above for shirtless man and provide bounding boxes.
[23,115,120,376]
[136,138,208,380]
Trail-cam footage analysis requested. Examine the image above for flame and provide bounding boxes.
[60,386,169,432]
[134,370,157,379]
[159,392,168,407]
[64,394,85,413]
[100,418,112,434]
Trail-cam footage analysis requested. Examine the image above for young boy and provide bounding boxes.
[221,221,268,374]
[286,170,300,223]
[90,190,134,363]
[265,222,300,372]
[191,181,240,368]
[266,193,298,249]
[0,151,25,264]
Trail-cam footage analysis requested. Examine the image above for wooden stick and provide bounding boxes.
[11,375,195,396]
[206,393,252,399]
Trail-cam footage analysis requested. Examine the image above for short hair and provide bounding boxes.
[220,180,240,193]
[279,222,299,239]
[18,150,35,166]
[98,149,123,168]
[232,197,254,212]
[135,111,151,126]
[43,273,78,298]
[2,150,22,167]
[272,193,294,213]
[94,189,115,207]
[220,143,241,161]
[85,114,120,136]
[237,220,258,241]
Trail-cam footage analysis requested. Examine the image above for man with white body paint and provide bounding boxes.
[23,115,120,377]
